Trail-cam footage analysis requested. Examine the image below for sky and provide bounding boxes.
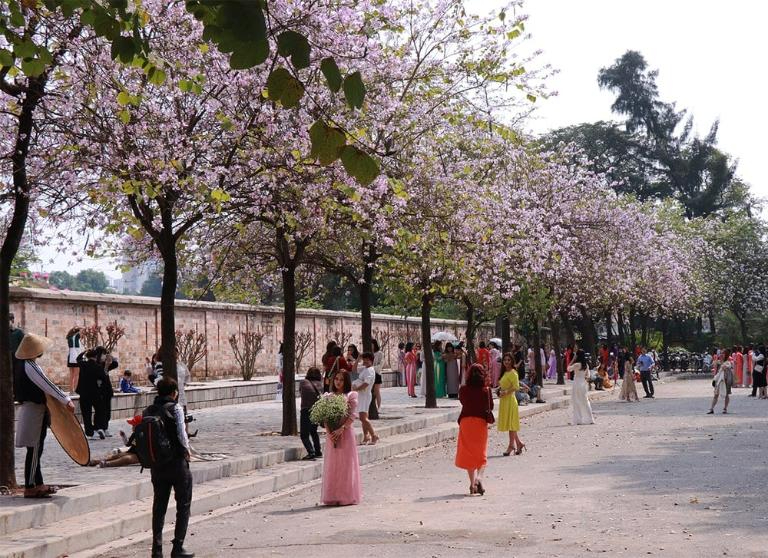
[37,0,767,277]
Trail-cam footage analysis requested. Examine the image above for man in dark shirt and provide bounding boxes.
[147,378,194,558]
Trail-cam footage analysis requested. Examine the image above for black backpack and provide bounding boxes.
[135,402,177,470]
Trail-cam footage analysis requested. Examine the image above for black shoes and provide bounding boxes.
[171,543,195,557]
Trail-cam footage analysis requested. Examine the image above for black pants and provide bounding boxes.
[24,412,48,488]
[96,395,112,431]
[300,409,321,456]
[151,458,193,548]
[80,396,96,436]
[640,370,654,396]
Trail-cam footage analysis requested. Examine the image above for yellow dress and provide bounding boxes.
[497,371,520,432]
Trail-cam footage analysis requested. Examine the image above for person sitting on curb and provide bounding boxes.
[88,415,141,468]
[120,370,141,393]
[522,368,546,403]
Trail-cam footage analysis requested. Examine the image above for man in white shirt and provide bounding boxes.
[353,352,379,445]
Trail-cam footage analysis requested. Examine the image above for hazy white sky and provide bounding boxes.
[38,0,767,276]
[471,0,767,198]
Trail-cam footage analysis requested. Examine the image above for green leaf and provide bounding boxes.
[229,38,269,70]
[309,120,346,165]
[20,58,45,77]
[148,68,166,85]
[340,145,379,185]
[342,71,365,110]
[526,93,536,103]
[266,67,304,108]
[320,57,342,93]
[13,40,36,59]
[118,109,131,124]
[116,91,131,106]
[0,48,13,67]
[110,36,136,63]
[276,30,310,69]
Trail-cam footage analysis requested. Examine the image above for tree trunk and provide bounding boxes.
[421,295,436,409]
[628,308,637,349]
[708,311,717,336]
[560,310,575,347]
[532,319,543,388]
[605,310,613,347]
[578,306,597,357]
[158,233,178,382]
[550,317,565,385]
[696,315,703,337]
[360,249,379,419]
[281,265,298,436]
[640,312,649,348]
[463,297,476,365]
[736,313,748,343]
[617,309,626,347]
[0,75,45,489]
[500,316,511,353]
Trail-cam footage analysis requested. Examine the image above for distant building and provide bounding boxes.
[120,260,155,294]
[108,276,124,293]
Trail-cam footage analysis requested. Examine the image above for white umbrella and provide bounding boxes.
[431,331,457,342]
[489,338,502,347]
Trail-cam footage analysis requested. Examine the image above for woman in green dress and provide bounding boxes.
[497,353,526,456]
[433,341,446,398]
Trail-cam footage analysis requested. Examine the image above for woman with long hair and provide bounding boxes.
[321,371,361,505]
[619,353,639,402]
[497,353,525,456]
[488,342,502,388]
[433,341,446,398]
[568,350,595,425]
[404,342,417,397]
[444,343,461,398]
[709,349,733,414]
[372,339,384,410]
[456,364,493,495]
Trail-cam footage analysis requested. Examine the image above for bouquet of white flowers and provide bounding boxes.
[309,393,349,446]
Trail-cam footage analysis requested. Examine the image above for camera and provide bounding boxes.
[184,414,195,423]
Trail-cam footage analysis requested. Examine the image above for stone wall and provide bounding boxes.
[9,287,494,387]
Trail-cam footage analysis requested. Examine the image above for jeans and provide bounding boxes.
[640,370,654,396]
[300,408,321,455]
[151,458,193,548]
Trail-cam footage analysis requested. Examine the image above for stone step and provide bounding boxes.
[0,386,605,558]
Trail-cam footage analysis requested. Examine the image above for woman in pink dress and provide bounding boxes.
[404,342,417,397]
[488,342,502,388]
[321,371,361,506]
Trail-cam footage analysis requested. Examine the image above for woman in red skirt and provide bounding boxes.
[455,364,493,495]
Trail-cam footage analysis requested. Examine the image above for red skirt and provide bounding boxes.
[455,416,488,470]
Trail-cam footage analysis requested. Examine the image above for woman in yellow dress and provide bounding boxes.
[497,353,526,456]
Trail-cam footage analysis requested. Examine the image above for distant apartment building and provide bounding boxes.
[120,260,155,294]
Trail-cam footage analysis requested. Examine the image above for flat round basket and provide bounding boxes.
[46,394,90,466]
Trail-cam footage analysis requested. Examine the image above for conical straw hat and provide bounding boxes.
[15,333,54,360]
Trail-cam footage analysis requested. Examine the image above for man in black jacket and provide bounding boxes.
[147,378,194,558]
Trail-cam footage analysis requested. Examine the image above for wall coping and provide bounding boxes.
[10,286,468,326]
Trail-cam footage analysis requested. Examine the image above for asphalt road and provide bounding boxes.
[98,378,768,558]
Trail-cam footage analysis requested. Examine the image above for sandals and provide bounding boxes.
[515,444,527,455]
[503,446,515,457]
[475,480,486,495]
[23,486,53,499]
[469,483,476,495]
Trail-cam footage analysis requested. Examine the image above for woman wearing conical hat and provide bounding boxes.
[14,333,74,498]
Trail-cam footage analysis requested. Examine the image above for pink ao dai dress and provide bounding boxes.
[321,391,362,506]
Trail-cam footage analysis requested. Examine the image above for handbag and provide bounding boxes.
[324,358,339,389]
[485,388,495,424]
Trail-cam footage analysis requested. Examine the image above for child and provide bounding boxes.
[119,370,141,393]
[88,415,140,467]
[352,352,379,445]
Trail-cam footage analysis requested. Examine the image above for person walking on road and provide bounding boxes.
[497,353,525,456]
[708,349,733,415]
[636,347,655,398]
[321,371,362,506]
[456,364,493,495]
[299,367,323,460]
[147,377,194,558]
[14,333,74,499]
[619,353,639,402]
[568,350,595,425]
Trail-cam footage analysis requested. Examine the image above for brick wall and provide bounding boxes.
[9,287,494,386]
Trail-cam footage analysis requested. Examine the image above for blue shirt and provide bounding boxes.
[636,354,654,372]
[120,377,140,393]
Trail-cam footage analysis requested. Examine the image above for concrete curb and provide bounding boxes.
[0,387,614,558]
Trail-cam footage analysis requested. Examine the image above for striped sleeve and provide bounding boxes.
[173,404,190,451]
[25,361,71,405]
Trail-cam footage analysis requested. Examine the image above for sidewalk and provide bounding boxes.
[1,381,622,557]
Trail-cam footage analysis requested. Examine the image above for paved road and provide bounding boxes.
[97,378,768,558]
